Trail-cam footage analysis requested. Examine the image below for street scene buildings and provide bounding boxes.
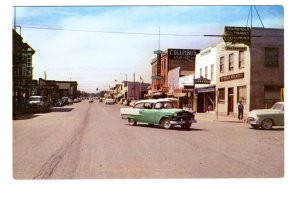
[11,6,285,184]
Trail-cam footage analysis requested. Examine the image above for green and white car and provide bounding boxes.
[247,102,284,130]
[120,99,196,129]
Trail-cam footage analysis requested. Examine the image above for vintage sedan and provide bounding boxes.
[120,99,196,129]
[247,102,284,130]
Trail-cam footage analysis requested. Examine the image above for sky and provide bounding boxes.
[13,5,284,93]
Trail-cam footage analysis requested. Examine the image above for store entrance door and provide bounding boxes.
[228,87,234,115]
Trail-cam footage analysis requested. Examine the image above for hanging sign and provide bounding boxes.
[223,26,251,46]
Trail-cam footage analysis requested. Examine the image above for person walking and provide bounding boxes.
[238,101,244,120]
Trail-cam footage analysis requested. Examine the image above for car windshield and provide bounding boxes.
[154,101,174,109]
[271,103,284,111]
[29,97,41,101]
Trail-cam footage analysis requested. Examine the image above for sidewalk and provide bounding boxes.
[195,111,246,123]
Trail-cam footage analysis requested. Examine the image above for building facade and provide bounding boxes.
[13,29,36,114]
[216,28,284,116]
[150,49,200,98]
[194,45,217,113]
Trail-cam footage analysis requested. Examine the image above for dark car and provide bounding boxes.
[89,98,94,103]
[54,99,64,107]
[27,96,51,113]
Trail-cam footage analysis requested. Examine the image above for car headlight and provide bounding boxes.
[174,113,178,117]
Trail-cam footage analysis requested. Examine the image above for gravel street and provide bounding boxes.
[13,100,284,179]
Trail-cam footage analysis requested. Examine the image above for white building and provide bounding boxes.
[194,45,217,112]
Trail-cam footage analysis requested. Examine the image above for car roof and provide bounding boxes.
[135,99,172,104]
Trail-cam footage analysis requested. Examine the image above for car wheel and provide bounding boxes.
[250,124,259,129]
[261,119,273,130]
[162,118,172,129]
[128,118,137,126]
[181,123,191,130]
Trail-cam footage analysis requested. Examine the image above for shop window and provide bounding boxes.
[218,88,225,103]
[265,48,278,67]
[229,53,234,71]
[239,51,245,68]
[237,85,247,104]
[220,56,224,73]
[211,64,214,81]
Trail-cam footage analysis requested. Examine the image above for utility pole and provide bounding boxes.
[133,72,135,100]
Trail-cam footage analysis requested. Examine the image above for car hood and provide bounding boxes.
[250,109,280,115]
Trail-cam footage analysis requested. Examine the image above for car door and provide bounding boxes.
[139,102,157,123]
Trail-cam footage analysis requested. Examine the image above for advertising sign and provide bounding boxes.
[223,26,251,46]
[168,49,200,61]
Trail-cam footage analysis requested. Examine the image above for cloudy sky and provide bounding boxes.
[14,5,283,92]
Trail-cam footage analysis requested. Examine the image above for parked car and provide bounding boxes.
[61,97,69,105]
[89,98,94,103]
[247,102,284,130]
[54,99,64,107]
[105,98,115,105]
[120,99,196,129]
[27,96,50,113]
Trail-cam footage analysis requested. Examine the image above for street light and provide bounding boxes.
[120,73,128,99]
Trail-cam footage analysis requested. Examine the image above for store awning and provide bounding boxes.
[194,86,216,93]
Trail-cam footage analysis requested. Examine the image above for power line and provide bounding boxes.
[18,24,206,37]
[17,24,283,38]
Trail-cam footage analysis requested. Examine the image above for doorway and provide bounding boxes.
[228,87,234,115]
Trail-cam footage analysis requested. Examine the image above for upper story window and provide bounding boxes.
[220,56,225,73]
[265,48,279,67]
[229,53,234,71]
[200,68,203,77]
[205,66,208,79]
[211,64,214,81]
[239,51,245,69]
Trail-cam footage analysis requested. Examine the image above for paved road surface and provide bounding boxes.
[13,100,284,179]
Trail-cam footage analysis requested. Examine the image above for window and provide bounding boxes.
[218,88,225,103]
[265,48,278,67]
[220,56,224,73]
[144,102,153,109]
[237,86,247,104]
[200,68,203,77]
[211,64,214,81]
[229,53,234,71]
[134,103,144,109]
[205,66,208,79]
[239,51,245,68]
[154,102,163,109]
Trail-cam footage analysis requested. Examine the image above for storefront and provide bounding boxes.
[194,86,216,113]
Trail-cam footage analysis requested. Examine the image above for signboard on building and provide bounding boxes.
[224,45,247,51]
[168,49,200,61]
[223,26,251,46]
[194,77,211,84]
[220,72,244,82]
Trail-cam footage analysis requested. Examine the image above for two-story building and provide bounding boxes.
[194,45,217,113]
[150,48,200,98]
[215,28,284,116]
[13,29,36,114]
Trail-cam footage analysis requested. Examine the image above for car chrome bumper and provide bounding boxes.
[247,117,258,124]
[170,119,197,125]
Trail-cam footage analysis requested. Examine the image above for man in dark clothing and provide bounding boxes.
[238,101,244,120]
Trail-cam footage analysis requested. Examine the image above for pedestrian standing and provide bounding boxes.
[238,101,244,120]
